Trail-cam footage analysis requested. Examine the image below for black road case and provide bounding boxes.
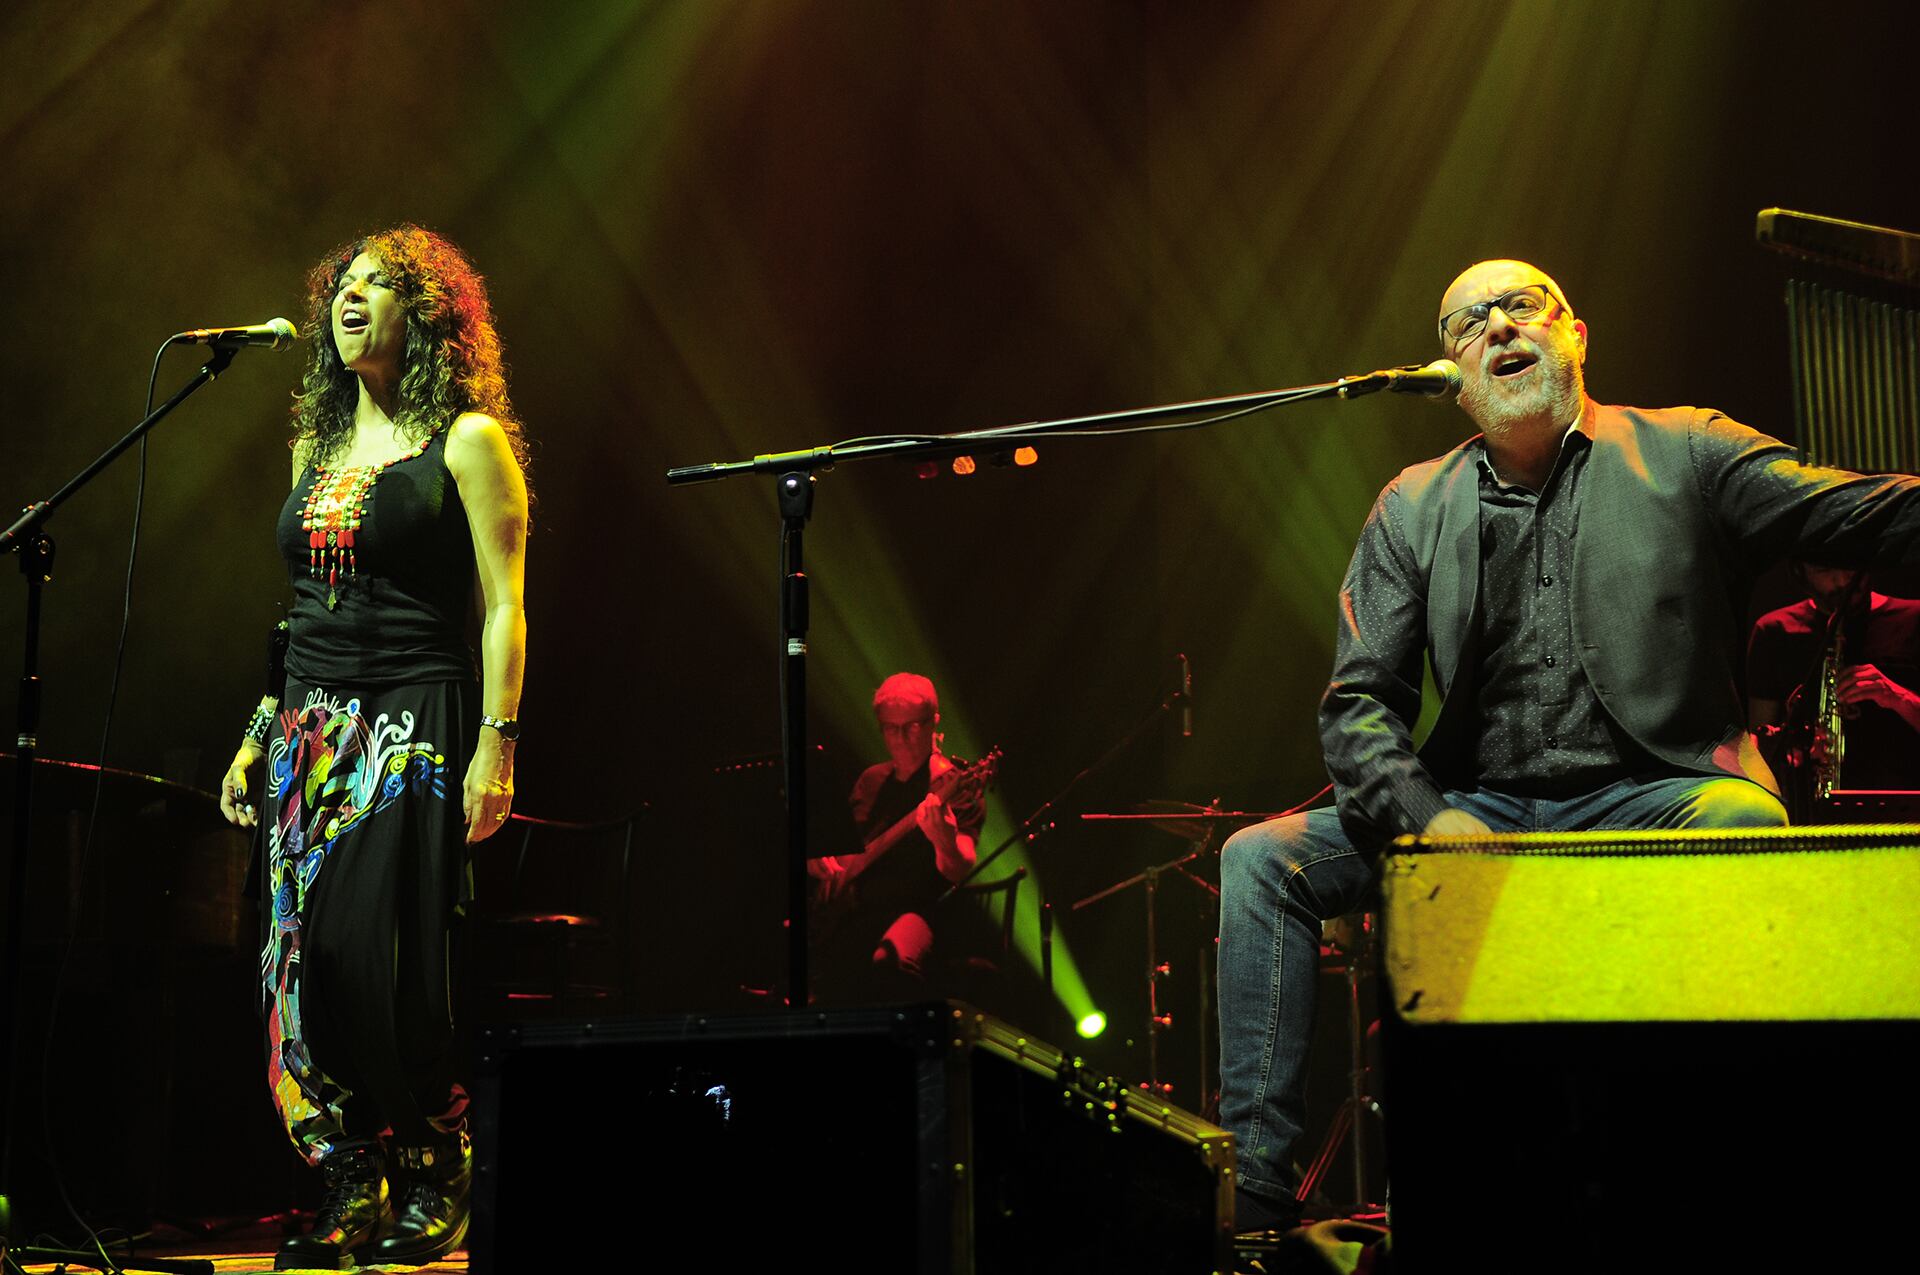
[470,1000,1233,1273]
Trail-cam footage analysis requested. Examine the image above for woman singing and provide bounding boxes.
[218,225,530,1269]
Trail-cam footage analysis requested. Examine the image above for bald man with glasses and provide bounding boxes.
[1215,259,1920,1233]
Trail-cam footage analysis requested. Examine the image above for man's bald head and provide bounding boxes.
[1437,259,1575,343]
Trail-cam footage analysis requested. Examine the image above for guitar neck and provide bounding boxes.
[867,806,924,857]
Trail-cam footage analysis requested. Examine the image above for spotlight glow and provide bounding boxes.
[1076,1011,1107,1039]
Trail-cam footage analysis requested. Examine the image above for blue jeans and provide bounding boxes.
[1214,772,1787,1207]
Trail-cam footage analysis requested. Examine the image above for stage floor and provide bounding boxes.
[4,1229,1360,1275]
[17,1252,467,1275]
[8,1219,1403,1275]
[11,1219,468,1275]
[8,1207,1377,1274]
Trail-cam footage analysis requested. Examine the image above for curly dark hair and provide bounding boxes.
[291,225,532,488]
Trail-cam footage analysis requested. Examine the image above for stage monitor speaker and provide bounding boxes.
[469,1001,1232,1274]
[1380,825,1920,1264]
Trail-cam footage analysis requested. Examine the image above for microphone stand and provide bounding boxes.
[1,346,236,1270]
[665,366,1418,1010]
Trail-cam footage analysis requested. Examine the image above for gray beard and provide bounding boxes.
[1461,352,1584,442]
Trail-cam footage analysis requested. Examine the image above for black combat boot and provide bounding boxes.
[370,1130,472,1265]
[275,1141,389,1270]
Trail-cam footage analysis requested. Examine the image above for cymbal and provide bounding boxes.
[1080,800,1278,842]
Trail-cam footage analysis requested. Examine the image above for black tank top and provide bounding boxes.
[277,429,478,687]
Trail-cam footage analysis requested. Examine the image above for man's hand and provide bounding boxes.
[914,792,957,848]
[1836,663,1920,731]
[810,855,853,902]
[918,792,977,883]
[1422,807,1493,837]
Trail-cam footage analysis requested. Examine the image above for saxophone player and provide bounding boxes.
[1748,562,1920,814]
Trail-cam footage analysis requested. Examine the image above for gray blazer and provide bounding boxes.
[1320,400,1920,841]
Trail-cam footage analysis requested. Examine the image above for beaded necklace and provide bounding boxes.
[300,433,434,609]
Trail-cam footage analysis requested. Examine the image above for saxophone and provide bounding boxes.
[1811,610,1847,801]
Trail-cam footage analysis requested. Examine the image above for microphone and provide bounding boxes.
[176,318,299,351]
[1336,359,1461,400]
[1178,652,1193,738]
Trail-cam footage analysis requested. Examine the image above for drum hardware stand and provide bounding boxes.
[1295,911,1386,1219]
[1072,814,1225,1102]
[1077,807,1273,1113]
[1,345,236,1269]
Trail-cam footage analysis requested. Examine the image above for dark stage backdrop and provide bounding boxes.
[3,0,1916,1095]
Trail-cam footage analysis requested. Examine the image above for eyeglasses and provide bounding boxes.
[1438,284,1564,348]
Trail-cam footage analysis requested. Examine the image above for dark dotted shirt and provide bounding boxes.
[1467,425,1651,793]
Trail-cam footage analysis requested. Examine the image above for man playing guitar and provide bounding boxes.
[811,672,988,995]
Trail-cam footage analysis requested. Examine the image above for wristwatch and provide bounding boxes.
[481,714,521,741]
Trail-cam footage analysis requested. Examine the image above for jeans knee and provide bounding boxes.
[1221,816,1310,895]
[1219,828,1261,894]
[1689,780,1789,829]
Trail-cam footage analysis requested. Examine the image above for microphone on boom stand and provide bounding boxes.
[1336,359,1461,399]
